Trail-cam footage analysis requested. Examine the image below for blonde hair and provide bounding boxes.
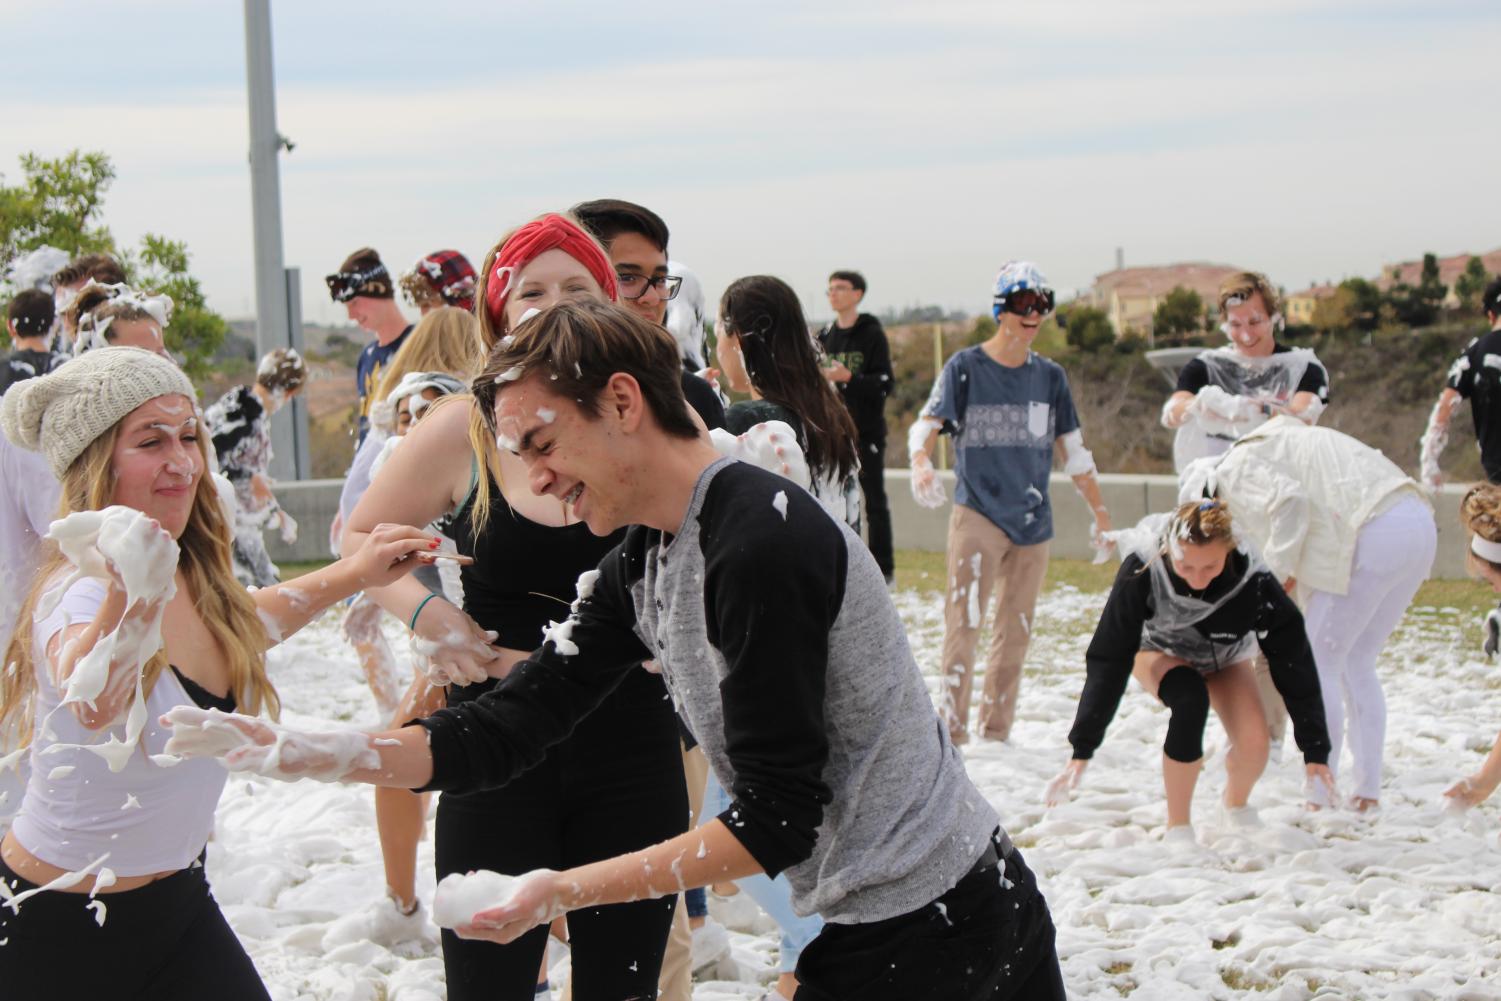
[374,306,482,403]
[1218,271,1282,320]
[1461,483,1501,572]
[464,215,614,531]
[0,416,278,745]
[1168,498,1236,548]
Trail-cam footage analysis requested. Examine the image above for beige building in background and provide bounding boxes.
[1083,262,1244,338]
[1375,249,1501,308]
[1285,283,1337,325]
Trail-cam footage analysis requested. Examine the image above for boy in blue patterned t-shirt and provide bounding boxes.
[910,261,1113,744]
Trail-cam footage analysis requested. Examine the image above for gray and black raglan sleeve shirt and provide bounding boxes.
[417,458,1000,924]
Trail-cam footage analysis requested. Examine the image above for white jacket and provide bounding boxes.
[1182,416,1428,598]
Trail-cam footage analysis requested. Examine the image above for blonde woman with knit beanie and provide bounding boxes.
[0,347,438,1000]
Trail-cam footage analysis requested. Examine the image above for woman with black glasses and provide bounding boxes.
[907,261,1114,746]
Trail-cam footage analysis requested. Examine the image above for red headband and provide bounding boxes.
[484,214,618,327]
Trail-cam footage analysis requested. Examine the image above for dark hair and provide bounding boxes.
[828,270,867,294]
[1484,277,1501,318]
[720,276,860,483]
[52,253,125,289]
[570,199,670,255]
[473,299,697,441]
[7,289,55,336]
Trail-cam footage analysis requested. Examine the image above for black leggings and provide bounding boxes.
[793,839,1064,1001]
[858,437,894,578]
[435,688,688,1001]
[0,857,269,1001]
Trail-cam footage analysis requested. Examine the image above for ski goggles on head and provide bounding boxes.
[999,287,1055,318]
[325,263,392,303]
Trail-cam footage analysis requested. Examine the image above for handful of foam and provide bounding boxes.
[709,420,811,489]
[37,507,178,771]
[432,870,519,928]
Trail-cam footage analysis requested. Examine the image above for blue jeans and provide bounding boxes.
[704,769,824,973]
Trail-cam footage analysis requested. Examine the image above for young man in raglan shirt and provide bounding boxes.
[164,299,1066,1001]
[820,271,895,583]
[326,247,412,448]
[910,261,1113,746]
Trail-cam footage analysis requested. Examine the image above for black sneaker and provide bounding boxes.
[1484,608,1501,659]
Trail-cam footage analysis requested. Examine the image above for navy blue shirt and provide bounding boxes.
[922,347,1080,545]
[355,325,411,446]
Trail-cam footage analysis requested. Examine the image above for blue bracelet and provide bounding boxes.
[409,593,442,631]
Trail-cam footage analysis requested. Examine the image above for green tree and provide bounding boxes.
[1387,253,1447,328]
[1059,304,1115,352]
[1152,286,1205,344]
[0,150,226,375]
[130,234,227,376]
[0,150,116,262]
[1454,255,1491,314]
[1312,277,1383,333]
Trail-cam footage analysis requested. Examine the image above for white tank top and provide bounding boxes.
[11,577,229,876]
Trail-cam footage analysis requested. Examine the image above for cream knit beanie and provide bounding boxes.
[0,347,198,478]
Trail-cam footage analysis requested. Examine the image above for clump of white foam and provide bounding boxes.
[708,421,811,488]
[40,507,178,771]
[432,869,519,928]
[542,618,578,657]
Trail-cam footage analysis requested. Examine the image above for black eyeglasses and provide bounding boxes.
[617,273,683,301]
[1002,288,1055,317]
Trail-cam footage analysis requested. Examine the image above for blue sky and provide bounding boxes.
[3,0,1497,326]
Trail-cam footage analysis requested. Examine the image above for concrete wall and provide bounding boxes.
[270,471,1476,580]
[880,469,1472,578]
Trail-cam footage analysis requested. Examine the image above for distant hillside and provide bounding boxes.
[877,318,1486,481]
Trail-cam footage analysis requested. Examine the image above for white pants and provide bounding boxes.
[1303,496,1435,803]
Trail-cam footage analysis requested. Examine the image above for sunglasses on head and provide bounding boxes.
[1002,288,1055,317]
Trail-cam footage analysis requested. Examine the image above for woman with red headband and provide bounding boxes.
[342,214,687,1000]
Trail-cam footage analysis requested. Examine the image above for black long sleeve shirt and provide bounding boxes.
[1068,551,1331,765]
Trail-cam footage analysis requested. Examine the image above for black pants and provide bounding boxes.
[435,688,687,1001]
[0,857,269,1001]
[793,841,1065,1001]
[859,436,894,579]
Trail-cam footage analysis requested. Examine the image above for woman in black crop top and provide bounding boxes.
[343,215,692,1001]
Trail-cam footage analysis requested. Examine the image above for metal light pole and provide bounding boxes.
[244,0,309,479]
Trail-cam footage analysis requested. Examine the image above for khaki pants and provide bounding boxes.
[656,743,709,1001]
[939,505,1050,743]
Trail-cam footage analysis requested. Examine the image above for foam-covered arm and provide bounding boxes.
[1419,389,1462,489]
[1161,391,1195,429]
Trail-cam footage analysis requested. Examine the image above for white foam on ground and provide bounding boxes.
[103,584,1501,998]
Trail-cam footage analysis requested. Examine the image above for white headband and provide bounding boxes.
[1471,534,1501,564]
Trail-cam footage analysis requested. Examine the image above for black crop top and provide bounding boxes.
[449,479,626,656]
[171,666,237,713]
